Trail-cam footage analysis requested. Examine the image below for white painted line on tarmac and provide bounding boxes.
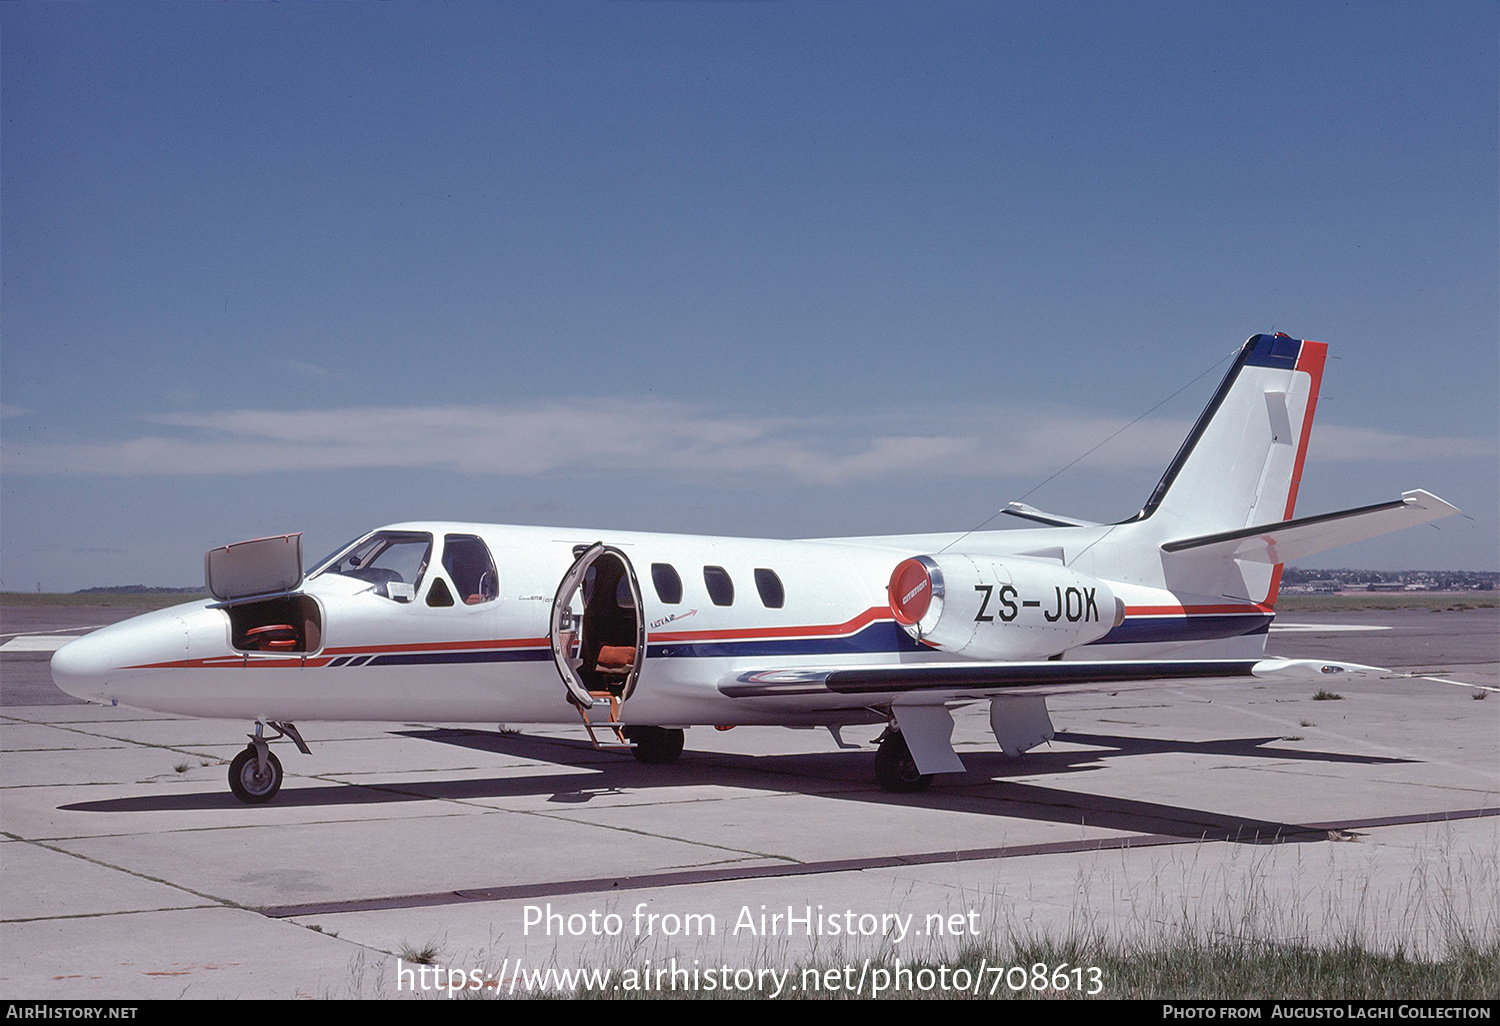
[0,636,83,652]
[1270,623,1391,632]
[1413,674,1500,694]
[0,625,105,639]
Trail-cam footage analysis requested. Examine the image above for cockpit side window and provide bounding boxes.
[314,531,432,601]
[442,534,498,604]
[426,577,456,608]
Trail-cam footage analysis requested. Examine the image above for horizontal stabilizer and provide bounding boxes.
[719,657,1387,699]
[1159,490,1460,565]
[1000,502,1101,528]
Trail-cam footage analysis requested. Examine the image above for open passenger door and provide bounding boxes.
[549,543,646,746]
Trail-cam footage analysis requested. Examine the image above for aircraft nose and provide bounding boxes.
[49,608,192,704]
[51,631,117,702]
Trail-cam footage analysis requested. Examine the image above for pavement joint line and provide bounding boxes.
[1,716,232,761]
[3,904,219,924]
[12,808,517,845]
[507,802,802,865]
[290,770,806,870]
[0,713,182,726]
[1166,686,1500,783]
[253,832,1226,918]
[1238,763,1500,798]
[0,747,135,755]
[253,805,1500,919]
[0,830,247,912]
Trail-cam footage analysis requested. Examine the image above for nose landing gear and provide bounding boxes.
[229,746,283,803]
[227,721,309,804]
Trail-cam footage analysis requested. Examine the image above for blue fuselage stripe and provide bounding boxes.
[344,614,1269,668]
[647,622,922,659]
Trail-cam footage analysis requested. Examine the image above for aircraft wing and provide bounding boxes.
[718,656,1385,701]
[719,656,1387,776]
[1159,489,1460,565]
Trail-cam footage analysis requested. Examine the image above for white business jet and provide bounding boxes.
[51,334,1458,802]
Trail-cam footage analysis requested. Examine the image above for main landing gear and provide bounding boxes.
[228,721,308,804]
[873,729,932,794]
[622,725,685,765]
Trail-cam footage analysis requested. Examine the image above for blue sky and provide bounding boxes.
[3,1,1495,591]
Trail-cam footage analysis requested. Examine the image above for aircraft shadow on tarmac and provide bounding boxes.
[57,726,1415,846]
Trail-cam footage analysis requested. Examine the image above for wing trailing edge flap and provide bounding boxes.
[890,705,966,775]
[990,695,1055,757]
[717,657,1388,700]
[889,698,1058,775]
[1160,490,1460,565]
[722,660,1385,778]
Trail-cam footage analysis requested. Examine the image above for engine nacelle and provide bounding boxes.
[888,553,1124,660]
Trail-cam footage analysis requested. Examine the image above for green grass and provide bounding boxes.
[553,935,1499,1001]
[0,591,208,608]
[1277,592,1497,612]
[880,935,1500,1000]
[399,940,444,965]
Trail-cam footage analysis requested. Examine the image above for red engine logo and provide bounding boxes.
[889,558,934,626]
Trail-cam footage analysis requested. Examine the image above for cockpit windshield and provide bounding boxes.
[312,531,432,600]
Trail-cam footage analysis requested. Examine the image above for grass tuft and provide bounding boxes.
[399,940,443,965]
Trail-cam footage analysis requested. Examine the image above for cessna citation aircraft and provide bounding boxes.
[52,334,1459,802]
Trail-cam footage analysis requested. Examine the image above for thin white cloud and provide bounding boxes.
[1306,424,1497,462]
[3,400,1491,483]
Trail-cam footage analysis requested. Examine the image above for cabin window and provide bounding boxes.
[703,566,734,606]
[442,534,498,604]
[754,568,785,609]
[651,563,683,604]
[314,531,432,601]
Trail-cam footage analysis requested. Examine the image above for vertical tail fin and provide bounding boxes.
[1125,334,1325,609]
[1132,334,1326,537]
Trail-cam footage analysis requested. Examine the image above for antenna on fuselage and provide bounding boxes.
[936,346,1236,554]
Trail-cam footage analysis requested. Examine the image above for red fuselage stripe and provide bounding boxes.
[121,604,1273,670]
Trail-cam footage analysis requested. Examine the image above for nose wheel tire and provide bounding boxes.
[229,746,283,804]
[874,732,932,793]
[623,725,684,765]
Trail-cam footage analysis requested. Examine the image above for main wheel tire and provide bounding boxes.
[623,725,684,765]
[874,732,932,793]
[228,746,283,804]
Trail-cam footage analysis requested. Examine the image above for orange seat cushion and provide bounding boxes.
[595,645,635,671]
